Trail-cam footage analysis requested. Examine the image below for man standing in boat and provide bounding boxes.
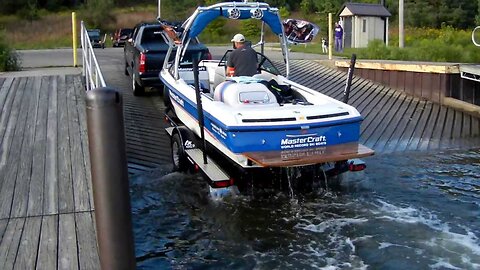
[227,34,258,77]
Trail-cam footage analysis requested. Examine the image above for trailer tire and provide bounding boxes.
[171,133,188,172]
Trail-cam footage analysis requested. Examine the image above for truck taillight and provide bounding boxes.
[139,52,146,73]
[206,51,212,60]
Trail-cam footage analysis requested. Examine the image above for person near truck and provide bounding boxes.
[227,34,258,77]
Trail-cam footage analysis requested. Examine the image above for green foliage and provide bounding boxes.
[404,0,476,29]
[300,0,315,16]
[0,31,20,71]
[241,20,261,42]
[199,18,227,43]
[279,6,290,19]
[80,0,116,30]
[17,1,40,22]
[159,0,195,21]
[477,0,480,26]
[312,0,343,15]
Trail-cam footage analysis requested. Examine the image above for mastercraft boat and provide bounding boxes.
[159,1,374,188]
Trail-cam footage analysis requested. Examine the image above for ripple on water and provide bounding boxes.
[131,149,480,269]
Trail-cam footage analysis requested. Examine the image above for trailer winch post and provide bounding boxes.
[193,57,208,164]
[343,54,356,104]
[85,88,136,270]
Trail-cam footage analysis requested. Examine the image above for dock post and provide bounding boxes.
[343,54,356,104]
[85,88,136,270]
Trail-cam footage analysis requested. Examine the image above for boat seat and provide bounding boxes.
[213,81,278,107]
[179,66,211,93]
[212,66,226,90]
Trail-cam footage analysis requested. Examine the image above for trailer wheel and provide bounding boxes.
[171,133,188,172]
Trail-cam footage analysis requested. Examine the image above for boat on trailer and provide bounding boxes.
[159,1,374,194]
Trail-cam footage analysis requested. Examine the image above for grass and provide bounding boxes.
[0,8,158,50]
[2,12,74,49]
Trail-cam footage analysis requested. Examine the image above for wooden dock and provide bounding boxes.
[0,73,99,269]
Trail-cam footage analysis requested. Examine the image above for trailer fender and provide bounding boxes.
[170,126,197,150]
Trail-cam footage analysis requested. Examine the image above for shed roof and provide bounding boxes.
[339,3,391,17]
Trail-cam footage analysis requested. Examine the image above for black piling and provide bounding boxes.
[343,54,357,104]
[85,87,136,270]
[193,58,208,164]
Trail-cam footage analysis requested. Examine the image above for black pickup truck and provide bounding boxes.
[124,22,211,96]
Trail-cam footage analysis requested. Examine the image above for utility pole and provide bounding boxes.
[399,0,404,48]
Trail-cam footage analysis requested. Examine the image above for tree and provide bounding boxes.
[241,19,261,42]
[201,18,227,43]
[279,6,290,19]
[300,0,315,16]
[477,0,480,25]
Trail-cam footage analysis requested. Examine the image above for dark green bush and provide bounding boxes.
[0,31,20,71]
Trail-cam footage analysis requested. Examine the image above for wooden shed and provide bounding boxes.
[338,2,391,48]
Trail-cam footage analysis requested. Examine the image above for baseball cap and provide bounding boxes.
[231,33,245,42]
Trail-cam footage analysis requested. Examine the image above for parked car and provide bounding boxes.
[112,28,133,47]
[124,22,211,96]
[87,29,105,49]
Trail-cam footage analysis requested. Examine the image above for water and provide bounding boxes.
[131,149,480,269]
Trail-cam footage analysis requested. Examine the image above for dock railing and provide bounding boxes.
[80,21,136,269]
[80,21,106,90]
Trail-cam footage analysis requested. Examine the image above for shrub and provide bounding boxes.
[0,31,20,71]
[279,6,290,19]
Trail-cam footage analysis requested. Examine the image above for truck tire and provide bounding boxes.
[171,133,188,172]
[132,73,145,96]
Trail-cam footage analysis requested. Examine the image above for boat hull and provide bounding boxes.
[166,83,362,154]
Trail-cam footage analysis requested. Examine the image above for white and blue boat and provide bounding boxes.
[160,1,374,173]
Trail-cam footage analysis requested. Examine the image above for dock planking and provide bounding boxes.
[0,73,99,269]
